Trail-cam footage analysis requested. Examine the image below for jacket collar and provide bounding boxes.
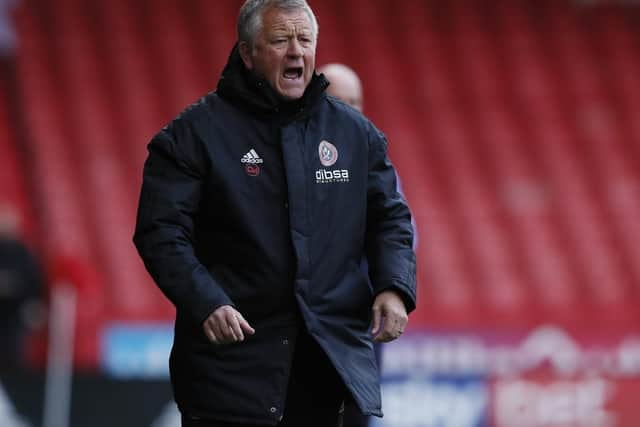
[216,43,328,126]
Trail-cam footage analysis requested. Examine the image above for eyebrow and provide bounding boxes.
[270,28,313,38]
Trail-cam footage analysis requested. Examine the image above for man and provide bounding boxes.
[133,1,416,426]
[318,63,363,112]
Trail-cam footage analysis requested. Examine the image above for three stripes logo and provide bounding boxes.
[241,149,263,164]
[241,149,263,176]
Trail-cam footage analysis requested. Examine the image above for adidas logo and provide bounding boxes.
[241,149,264,164]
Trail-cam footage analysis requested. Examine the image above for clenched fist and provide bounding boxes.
[371,291,408,343]
[203,305,255,345]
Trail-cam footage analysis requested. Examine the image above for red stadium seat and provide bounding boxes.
[9,0,640,366]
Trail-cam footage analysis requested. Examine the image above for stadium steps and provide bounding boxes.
[10,0,640,367]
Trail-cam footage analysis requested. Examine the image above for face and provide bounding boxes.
[240,7,316,100]
[324,68,363,112]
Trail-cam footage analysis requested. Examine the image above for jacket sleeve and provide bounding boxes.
[365,123,417,313]
[133,117,233,325]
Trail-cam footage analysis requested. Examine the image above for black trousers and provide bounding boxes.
[182,330,346,427]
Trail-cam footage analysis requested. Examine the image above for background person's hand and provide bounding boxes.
[203,305,255,345]
[371,291,408,343]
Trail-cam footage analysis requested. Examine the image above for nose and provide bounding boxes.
[286,38,303,58]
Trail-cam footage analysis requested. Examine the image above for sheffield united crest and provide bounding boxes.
[318,140,338,167]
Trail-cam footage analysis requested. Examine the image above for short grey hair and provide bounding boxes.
[237,0,319,47]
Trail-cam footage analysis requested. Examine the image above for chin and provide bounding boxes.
[278,89,305,100]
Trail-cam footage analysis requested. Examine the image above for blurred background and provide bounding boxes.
[1,0,640,426]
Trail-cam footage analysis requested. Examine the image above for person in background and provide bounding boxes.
[318,63,363,112]
[0,203,44,370]
[134,1,417,426]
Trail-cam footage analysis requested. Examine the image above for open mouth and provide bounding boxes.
[283,67,303,80]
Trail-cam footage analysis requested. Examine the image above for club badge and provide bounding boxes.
[318,140,338,167]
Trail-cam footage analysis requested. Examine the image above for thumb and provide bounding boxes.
[237,313,255,335]
[371,304,382,335]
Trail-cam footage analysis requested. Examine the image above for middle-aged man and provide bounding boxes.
[133,1,416,426]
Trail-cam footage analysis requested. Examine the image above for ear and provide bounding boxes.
[238,41,253,70]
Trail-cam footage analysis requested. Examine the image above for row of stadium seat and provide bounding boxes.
[10,0,640,365]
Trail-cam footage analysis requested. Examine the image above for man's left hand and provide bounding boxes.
[371,290,408,343]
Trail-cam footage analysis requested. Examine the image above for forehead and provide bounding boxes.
[261,7,314,34]
[329,80,362,102]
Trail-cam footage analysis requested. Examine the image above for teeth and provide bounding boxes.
[284,68,302,79]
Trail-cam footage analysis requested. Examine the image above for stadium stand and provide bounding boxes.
[7,0,640,367]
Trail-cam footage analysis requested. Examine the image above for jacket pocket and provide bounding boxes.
[171,322,298,423]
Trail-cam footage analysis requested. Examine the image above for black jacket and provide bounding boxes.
[133,46,416,425]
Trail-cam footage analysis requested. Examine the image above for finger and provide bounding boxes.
[237,313,255,335]
[373,329,393,343]
[227,312,244,342]
[215,309,239,342]
[371,305,382,335]
[221,310,238,342]
[393,316,406,335]
[204,322,219,344]
[384,308,407,330]
[210,318,228,344]
[227,323,239,342]
[378,317,405,343]
[393,312,408,331]
[376,318,396,342]
[383,315,400,342]
[220,317,237,342]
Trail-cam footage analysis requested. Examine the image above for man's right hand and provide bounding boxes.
[203,305,255,344]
